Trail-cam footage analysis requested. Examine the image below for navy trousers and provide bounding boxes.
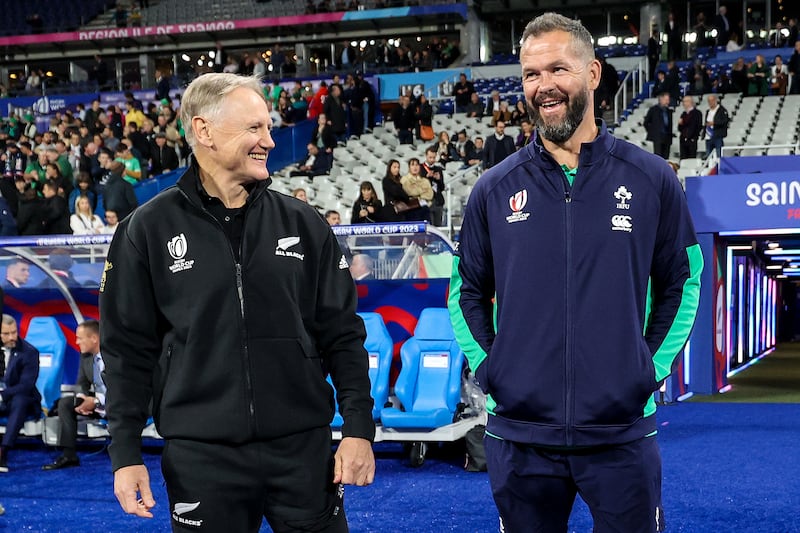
[0,395,40,448]
[485,435,665,533]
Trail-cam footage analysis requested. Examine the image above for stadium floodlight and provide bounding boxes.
[746,30,755,38]
[196,59,203,66]
[685,32,697,43]
[181,54,190,62]
[360,40,367,48]
[350,40,358,47]
[781,28,790,38]
[710,28,718,38]
[369,40,375,45]
[597,36,616,47]
[209,51,216,59]
[623,36,637,45]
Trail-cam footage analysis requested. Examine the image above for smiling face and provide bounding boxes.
[201,87,274,182]
[521,30,599,144]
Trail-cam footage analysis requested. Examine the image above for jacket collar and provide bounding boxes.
[529,119,615,170]
[177,156,271,208]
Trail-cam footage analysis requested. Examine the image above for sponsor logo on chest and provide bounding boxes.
[167,233,195,273]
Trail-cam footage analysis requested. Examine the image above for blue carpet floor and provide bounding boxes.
[1,403,798,532]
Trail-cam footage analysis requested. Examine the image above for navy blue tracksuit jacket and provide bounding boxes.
[449,123,703,448]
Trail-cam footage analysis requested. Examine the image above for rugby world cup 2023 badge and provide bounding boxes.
[506,189,531,223]
[167,233,195,273]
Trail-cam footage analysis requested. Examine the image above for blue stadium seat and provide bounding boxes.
[380,308,464,429]
[330,312,393,428]
[25,316,68,412]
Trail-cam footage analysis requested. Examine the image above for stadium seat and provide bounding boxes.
[25,316,68,413]
[330,312,393,427]
[380,308,464,429]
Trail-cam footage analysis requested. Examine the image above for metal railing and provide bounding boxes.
[613,58,646,126]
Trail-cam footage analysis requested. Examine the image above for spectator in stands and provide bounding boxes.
[0,314,41,473]
[41,180,70,235]
[466,136,485,167]
[24,150,49,192]
[651,70,668,98]
[422,146,445,226]
[703,94,730,158]
[381,159,411,221]
[453,129,475,163]
[126,123,151,164]
[400,158,433,222]
[596,56,619,120]
[483,120,516,168]
[789,41,800,95]
[307,82,328,120]
[102,161,138,221]
[351,181,382,224]
[772,22,787,48]
[41,319,105,472]
[787,18,799,47]
[644,92,674,159]
[150,132,178,177]
[510,100,528,126]
[291,188,308,202]
[688,62,711,95]
[68,172,96,215]
[415,94,434,141]
[731,57,749,93]
[289,144,333,178]
[107,105,125,140]
[357,74,377,133]
[3,258,31,289]
[666,12,682,60]
[678,96,703,159]
[747,55,770,96]
[349,254,374,280]
[713,6,731,47]
[516,118,534,149]
[0,194,16,237]
[25,69,41,92]
[323,84,347,144]
[465,92,485,118]
[715,72,737,93]
[726,32,743,52]
[101,210,119,235]
[664,61,682,105]
[15,185,45,236]
[155,69,170,101]
[453,73,475,113]
[485,91,503,117]
[100,74,374,527]
[771,55,789,95]
[310,114,337,155]
[324,210,341,225]
[70,195,104,235]
[124,102,146,131]
[346,75,366,138]
[114,144,141,185]
[44,162,71,199]
[390,94,416,145]
[84,100,103,136]
[647,31,660,81]
[435,131,458,165]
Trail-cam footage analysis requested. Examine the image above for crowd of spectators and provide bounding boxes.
[0,91,187,237]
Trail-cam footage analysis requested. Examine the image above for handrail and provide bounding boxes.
[612,58,645,126]
[720,143,799,156]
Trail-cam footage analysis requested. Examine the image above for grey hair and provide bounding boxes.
[520,13,595,63]
[1,314,16,326]
[180,73,265,148]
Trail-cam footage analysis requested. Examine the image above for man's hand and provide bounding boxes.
[333,437,375,486]
[114,464,156,518]
[74,397,96,416]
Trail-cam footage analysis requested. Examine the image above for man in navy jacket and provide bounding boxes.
[0,314,41,472]
[450,13,702,532]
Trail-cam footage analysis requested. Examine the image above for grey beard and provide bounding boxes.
[527,89,589,144]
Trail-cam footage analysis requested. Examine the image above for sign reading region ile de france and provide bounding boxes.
[79,21,236,40]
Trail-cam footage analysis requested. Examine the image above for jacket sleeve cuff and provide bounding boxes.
[342,416,376,443]
[108,433,145,472]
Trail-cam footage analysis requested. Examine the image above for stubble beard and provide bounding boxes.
[526,86,590,144]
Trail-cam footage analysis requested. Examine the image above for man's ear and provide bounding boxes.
[587,59,602,91]
[191,116,214,148]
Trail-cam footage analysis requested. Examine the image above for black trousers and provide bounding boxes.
[679,138,698,159]
[55,395,101,456]
[652,140,671,159]
[161,426,348,533]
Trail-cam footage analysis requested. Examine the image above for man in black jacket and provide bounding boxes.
[677,95,703,159]
[100,73,375,531]
[482,120,516,169]
[149,132,179,177]
[41,181,71,235]
[102,159,138,221]
[644,92,673,159]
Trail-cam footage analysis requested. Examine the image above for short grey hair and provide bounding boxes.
[521,13,595,63]
[1,314,16,327]
[180,73,265,148]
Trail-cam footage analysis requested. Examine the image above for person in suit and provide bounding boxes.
[644,92,673,159]
[0,314,41,472]
[482,120,516,169]
[42,320,104,470]
[703,94,730,159]
[666,13,682,60]
[3,258,31,289]
[677,96,703,159]
[349,254,374,281]
[713,6,731,47]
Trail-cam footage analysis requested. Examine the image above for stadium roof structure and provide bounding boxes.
[0,4,469,62]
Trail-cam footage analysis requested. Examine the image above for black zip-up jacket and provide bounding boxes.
[100,165,375,471]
